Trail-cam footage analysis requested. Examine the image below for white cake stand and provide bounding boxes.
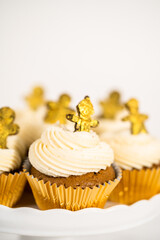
[0,191,160,238]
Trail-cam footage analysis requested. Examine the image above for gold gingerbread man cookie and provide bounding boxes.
[25,86,44,110]
[0,107,19,149]
[66,96,99,132]
[100,91,124,119]
[123,98,148,135]
[44,94,74,124]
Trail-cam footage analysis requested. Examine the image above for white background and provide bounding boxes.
[0,0,160,136]
[0,0,160,239]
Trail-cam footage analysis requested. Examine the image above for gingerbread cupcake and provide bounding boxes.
[26,96,121,210]
[0,107,27,207]
[107,99,160,204]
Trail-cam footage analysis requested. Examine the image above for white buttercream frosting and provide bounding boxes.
[29,126,114,177]
[96,109,129,135]
[16,107,45,147]
[105,130,160,170]
[0,149,21,174]
[42,120,75,134]
[7,135,26,158]
[16,106,47,124]
[115,109,129,120]
[21,123,42,148]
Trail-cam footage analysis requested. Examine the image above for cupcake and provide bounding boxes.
[0,107,27,207]
[26,96,121,210]
[43,93,75,131]
[106,99,160,204]
[96,91,129,135]
[16,86,46,148]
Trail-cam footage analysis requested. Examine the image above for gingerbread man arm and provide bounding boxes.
[47,101,57,110]
[9,124,20,135]
[66,114,79,123]
[90,119,99,128]
[122,115,130,122]
[99,101,105,108]
[142,114,148,120]
[68,108,76,115]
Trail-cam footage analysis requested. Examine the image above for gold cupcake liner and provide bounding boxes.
[109,166,160,205]
[25,163,122,211]
[0,171,27,207]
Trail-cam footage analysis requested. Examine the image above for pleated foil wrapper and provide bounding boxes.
[25,163,122,211]
[109,166,160,205]
[0,171,27,207]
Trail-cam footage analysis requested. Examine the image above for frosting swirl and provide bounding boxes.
[105,130,160,170]
[96,109,130,135]
[96,118,130,135]
[42,120,75,136]
[29,126,114,177]
[16,106,46,124]
[16,107,46,147]
[0,149,21,174]
[7,135,26,158]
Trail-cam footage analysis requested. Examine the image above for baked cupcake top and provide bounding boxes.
[29,96,114,177]
[105,98,160,170]
[0,107,21,174]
